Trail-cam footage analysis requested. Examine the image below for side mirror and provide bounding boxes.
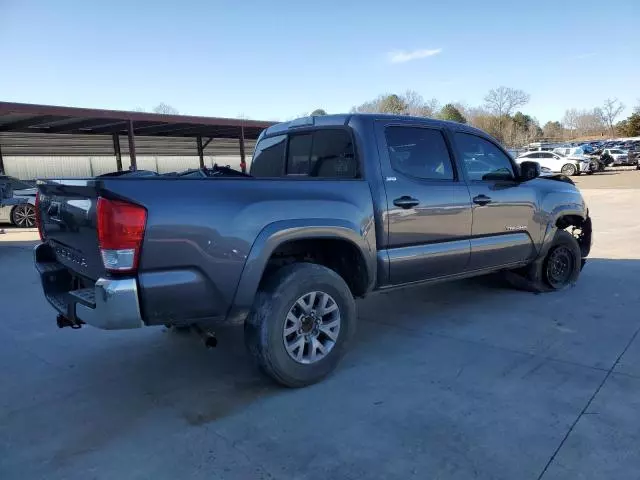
[519,161,540,180]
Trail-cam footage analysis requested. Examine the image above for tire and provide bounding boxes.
[504,230,582,293]
[11,203,36,228]
[561,164,577,176]
[244,263,356,387]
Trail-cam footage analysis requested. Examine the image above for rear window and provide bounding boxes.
[251,135,286,177]
[252,129,358,178]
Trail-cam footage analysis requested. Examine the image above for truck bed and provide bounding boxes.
[36,176,375,327]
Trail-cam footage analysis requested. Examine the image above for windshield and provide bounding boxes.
[610,149,624,154]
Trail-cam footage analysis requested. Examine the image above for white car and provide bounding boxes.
[602,148,629,165]
[0,176,37,228]
[516,151,586,176]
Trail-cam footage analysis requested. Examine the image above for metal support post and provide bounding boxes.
[112,133,122,172]
[239,126,246,173]
[197,136,205,169]
[127,120,137,171]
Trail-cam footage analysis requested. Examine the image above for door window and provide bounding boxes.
[385,127,454,181]
[455,133,515,181]
[286,129,358,178]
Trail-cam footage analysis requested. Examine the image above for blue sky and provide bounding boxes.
[1,0,638,124]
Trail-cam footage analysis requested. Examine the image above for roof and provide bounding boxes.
[262,113,484,138]
[0,102,275,140]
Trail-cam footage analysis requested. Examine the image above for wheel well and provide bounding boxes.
[555,215,591,257]
[263,238,369,297]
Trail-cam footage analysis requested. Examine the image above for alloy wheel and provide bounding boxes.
[283,291,341,364]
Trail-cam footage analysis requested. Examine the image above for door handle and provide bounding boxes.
[473,195,492,206]
[393,196,419,209]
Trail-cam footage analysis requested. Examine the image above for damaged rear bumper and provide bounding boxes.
[34,243,144,330]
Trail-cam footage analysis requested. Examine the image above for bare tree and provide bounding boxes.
[562,109,579,137]
[403,90,439,117]
[601,98,625,136]
[483,86,530,141]
[152,103,179,115]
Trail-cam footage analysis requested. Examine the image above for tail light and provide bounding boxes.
[35,191,45,241]
[97,197,146,273]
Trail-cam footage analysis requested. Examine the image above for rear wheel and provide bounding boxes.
[11,204,36,228]
[245,263,356,387]
[561,163,577,176]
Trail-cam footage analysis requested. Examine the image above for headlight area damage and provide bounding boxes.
[557,214,592,263]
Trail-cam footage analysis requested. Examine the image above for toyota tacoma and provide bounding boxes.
[34,114,592,386]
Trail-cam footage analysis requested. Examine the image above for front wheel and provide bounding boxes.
[11,204,36,228]
[561,164,577,176]
[245,263,356,387]
[504,230,582,293]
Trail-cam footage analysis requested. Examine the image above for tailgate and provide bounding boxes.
[37,180,104,280]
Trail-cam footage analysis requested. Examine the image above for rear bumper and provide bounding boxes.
[34,243,144,330]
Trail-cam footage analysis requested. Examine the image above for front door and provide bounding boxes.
[375,121,473,285]
[452,132,537,271]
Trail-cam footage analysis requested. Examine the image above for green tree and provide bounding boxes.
[512,111,532,130]
[439,104,467,123]
[310,109,327,116]
[379,94,408,114]
[617,113,640,136]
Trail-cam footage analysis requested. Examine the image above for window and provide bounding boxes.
[526,152,541,158]
[539,152,554,158]
[454,133,515,181]
[251,135,286,177]
[287,134,312,174]
[385,127,454,181]
[286,129,357,178]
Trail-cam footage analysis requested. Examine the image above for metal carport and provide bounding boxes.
[0,102,274,174]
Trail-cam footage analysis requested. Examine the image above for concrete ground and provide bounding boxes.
[1,171,639,480]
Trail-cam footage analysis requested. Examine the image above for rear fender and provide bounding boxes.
[227,219,375,324]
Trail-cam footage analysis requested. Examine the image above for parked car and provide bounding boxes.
[33,114,593,387]
[602,148,630,165]
[0,176,37,227]
[517,151,588,176]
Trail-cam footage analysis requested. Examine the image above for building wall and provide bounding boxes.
[3,155,252,180]
[0,132,257,179]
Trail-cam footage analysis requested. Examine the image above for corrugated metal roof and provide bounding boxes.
[0,101,274,138]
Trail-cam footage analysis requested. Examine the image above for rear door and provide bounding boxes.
[451,132,537,271]
[375,121,472,284]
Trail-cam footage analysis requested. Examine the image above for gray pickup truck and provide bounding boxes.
[34,114,592,386]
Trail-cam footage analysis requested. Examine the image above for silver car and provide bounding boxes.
[0,176,37,228]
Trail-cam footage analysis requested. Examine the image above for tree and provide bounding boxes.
[483,86,530,141]
[352,91,436,116]
[403,90,439,117]
[310,109,327,116]
[152,103,179,115]
[439,104,466,123]
[617,113,640,137]
[601,98,625,136]
[543,121,564,140]
[562,109,579,137]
